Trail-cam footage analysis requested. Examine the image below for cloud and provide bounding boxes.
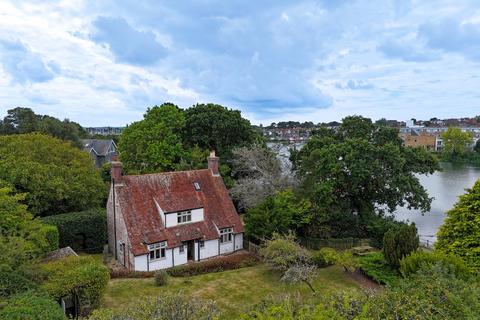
[336,80,375,90]
[419,17,480,60]
[378,39,438,62]
[90,16,168,65]
[0,39,57,84]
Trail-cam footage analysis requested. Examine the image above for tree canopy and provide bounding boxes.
[441,127,473,158]
[184,103,263,159]
[0,107,87,147]
[292,116,439,238]
[436,179,480,273]
[0,133,105,216]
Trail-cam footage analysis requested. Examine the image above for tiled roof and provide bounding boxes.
[115,169,243,256]
[81,139,115,156]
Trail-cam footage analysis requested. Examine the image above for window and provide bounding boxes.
[148,241,167,260]
[193,182,201,191]
[199,240,205,248]
[179,245,185,254]
[177,210,192,224]
[118,242,124,254]
[219,228,233,243]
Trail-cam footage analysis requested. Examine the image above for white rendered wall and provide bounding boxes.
[173,246,188,267]
[134,255,148,271]
[234,233,243,251]
[165,208,204,228]
[219,239,234,254]
[199,239,219,260]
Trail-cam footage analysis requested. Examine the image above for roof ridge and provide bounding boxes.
[124,168,211,178]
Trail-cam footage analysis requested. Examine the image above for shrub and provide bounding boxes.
[336,251,358,273]
[40,255,110,315]
[40,224,59,252]
[312,248,338,267]
[400,251,471,279]
[260,232,311,272]
[43,209,107,253]
[89,292,218,320]
[0,267,37,300]
[0,291,66,320]
[167,252,259,277]
[358,252,400,286]
[383,223,419,268]
[154,270,169,286]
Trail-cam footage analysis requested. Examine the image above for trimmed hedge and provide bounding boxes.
[43,208,106,253]
[400,251,471,280]
[40,255,110,315]
[358,252,400,286]
[167,252,259,277]
[0,291,66,320]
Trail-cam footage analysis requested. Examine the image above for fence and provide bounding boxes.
[298,237,377,250]
[245,241,261,256]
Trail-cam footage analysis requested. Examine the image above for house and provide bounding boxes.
[81,139,117,167]
[107,152,244,271]
[400,130,436,151]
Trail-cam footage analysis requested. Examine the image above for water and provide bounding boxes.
[268,142,480,243]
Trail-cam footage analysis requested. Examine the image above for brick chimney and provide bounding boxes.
[111,155,123,182]
[207,150,219,176]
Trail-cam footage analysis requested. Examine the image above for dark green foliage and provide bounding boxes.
[312,248,338,267]
[245,190,312,241]
[383,223,419,268]
[41,224,60,252]
[0,134,105,216]
[0,291,66,320]
[436,179,480,273]
[293,115,439,240]
[0,107,86,147]
[40,256,110,314]
[184,103,263,160]
[43,209,107,253]
[0,267,37,299]
[167,252,259,277]
[400,251,471,279]
[358,252,400,286]
[154,270,169,286]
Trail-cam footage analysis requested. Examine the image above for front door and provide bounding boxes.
[187,241,195,261]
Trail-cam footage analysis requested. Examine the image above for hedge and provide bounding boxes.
[0,291,66,320]
[41,223,60,252]
[400,251,471,280]
[167,252,259,277]
[0,268,37,300]
[43,208,106,253]
[40,255,110,315]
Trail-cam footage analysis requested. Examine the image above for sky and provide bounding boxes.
[0,0,480,127]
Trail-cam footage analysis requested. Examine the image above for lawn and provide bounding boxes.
[101,264,360,318]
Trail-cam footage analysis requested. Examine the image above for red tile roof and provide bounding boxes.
[115,169,243,256]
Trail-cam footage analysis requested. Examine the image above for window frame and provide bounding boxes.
[179,245,185,254]
[219,228,233,244]
[148,241,167,261]
[199,240,205,249]
[177,210,192,224]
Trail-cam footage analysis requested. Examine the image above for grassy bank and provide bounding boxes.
[101,264,360,318]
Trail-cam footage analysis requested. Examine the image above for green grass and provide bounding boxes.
[101,264,360,318]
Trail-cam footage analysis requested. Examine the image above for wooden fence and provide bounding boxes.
[245,241,261,256]
[298,237,377,250]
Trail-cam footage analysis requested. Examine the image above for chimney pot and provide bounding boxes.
[207,150,219,176]
[111,158,123,182]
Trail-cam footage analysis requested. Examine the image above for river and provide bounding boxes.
[268,142,480,243]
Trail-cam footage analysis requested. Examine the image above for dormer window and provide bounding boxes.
[177,210,192,224]
[193,182,201,191]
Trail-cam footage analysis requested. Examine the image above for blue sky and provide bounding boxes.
[0,0,479,126]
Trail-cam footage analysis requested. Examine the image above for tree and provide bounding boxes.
[436,179,480,272]
[474,139,480,154]
[260,232,311,272]
[0,134,105,216]
[441,127,473,158]
[293,116,439,238]
[383,223,419,268]
[119,103,188,173]
[230,145,295,210]
[244,190,312,241]
[184,103,263,159]
[281,263,317,293]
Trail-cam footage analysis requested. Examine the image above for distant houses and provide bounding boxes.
[81,139,118,167]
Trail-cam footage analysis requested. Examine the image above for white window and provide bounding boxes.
[219,228,233,243]
[148,241,167,260]
[179,245,185,254]
[177,210,192,224]
[193,182,201,191]
[199,240,205,248]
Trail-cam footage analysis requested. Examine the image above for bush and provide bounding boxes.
[358,252,400,286]
[336,251,358,273]
[40,255,110,315]
[167,252,259,277]
[260,232,311,272]
[154,270,169,286]
[43,209,107,253]
[0,267,37,300]
[312,248,338,267]
[40,224,59,252]
[0,291,66,320]
[400,251,471,279]
[383,223,419,268]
